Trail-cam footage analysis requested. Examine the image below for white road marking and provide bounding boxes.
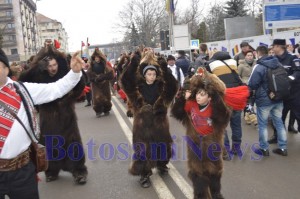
[111,104,176,199]
[112,96,193,199]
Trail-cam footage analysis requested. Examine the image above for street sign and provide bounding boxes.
[264,0,300,29]
[190,39,199,49]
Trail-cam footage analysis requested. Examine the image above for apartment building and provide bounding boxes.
[36,12,68,53]
[0,0,39,62]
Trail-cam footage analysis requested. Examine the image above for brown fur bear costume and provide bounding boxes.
[87,49,113,117]
[19,46,88,184]
[120,50,178,187]
[171,68,231,199]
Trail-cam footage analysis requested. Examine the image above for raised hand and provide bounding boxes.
[70,51,84,73]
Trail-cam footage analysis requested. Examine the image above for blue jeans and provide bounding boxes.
[224,110,242,147]
[256,103,287,150]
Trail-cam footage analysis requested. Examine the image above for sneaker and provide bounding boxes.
[85,103,91,107]
[74,175,87,185]
[249,113,257,126]
[139,176,151,188]
[254,148,270,156]
[272,148,288,156]
[244,112,251,125]
[96,112,102,118]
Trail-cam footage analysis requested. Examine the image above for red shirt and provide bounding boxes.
[184,100,213,136]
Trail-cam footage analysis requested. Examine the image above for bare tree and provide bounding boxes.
[245,0,263,17]
[175,0,204,39]
[117,0,166,48]
[205,3,226,41]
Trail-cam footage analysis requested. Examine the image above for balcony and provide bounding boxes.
[3,28,16,34]
[0,16,14,22]
[0,3,13,11]
[2,40,17,47]
[7,54,20,62]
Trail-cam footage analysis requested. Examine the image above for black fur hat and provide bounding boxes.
[0,48,9,68]
[272,39,286,46]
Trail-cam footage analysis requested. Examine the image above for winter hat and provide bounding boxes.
[142,65,157,76]
[167,55,176,61]
[210,51,231,61]
[0,49,10,68]
[272,39,286,46]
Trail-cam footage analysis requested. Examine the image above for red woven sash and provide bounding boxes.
[0,84,21,154]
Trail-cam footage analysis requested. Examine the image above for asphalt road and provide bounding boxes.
[37,95,300,199]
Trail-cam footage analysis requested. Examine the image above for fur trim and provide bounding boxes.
[19,46,69,83]
[91,48,107,62]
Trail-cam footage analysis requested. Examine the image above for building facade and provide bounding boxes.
[36,12,68,53]
[0,0,39,61]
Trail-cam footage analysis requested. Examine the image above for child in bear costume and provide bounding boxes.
[171,67,231,199]
[120,48,178,188]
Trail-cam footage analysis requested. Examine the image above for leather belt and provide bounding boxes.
[0,148,30,172]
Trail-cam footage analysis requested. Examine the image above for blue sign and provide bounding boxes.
[190,40,199,48]
[265,4,300,21]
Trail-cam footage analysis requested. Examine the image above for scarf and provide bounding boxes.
[0,84,21,154]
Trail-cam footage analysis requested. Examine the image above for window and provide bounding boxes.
[11,49,18,55]
[6,0,12,4]
[7,23,15,29]
[6,11,13,16]
[8,35,16,41]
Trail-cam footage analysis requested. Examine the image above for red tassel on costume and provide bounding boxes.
[83,86,91,93]
[118,89,127,101]
[77,86,91,100]
[224,85,249,111]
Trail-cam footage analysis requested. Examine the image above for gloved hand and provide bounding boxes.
[126,110,133,118]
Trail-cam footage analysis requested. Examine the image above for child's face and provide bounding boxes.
[144,69,157,84]
[196,90,211,106]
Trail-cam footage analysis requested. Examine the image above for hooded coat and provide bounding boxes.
[87,49,114,115]
[19,46,87,181]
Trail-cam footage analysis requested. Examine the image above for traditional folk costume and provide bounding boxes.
[19,46,88,184]
[87,49,114,117]
[121,51,178,188]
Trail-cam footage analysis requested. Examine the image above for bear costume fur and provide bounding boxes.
[19,46,88,184]
[171,68,231,199]
[120,50,178,185]
[87,49,113,117]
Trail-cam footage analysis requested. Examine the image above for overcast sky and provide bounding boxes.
[36,0,222,52]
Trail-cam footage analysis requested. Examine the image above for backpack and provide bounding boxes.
[266,65,290,101]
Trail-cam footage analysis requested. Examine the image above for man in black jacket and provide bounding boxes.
[268,39,300,144]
